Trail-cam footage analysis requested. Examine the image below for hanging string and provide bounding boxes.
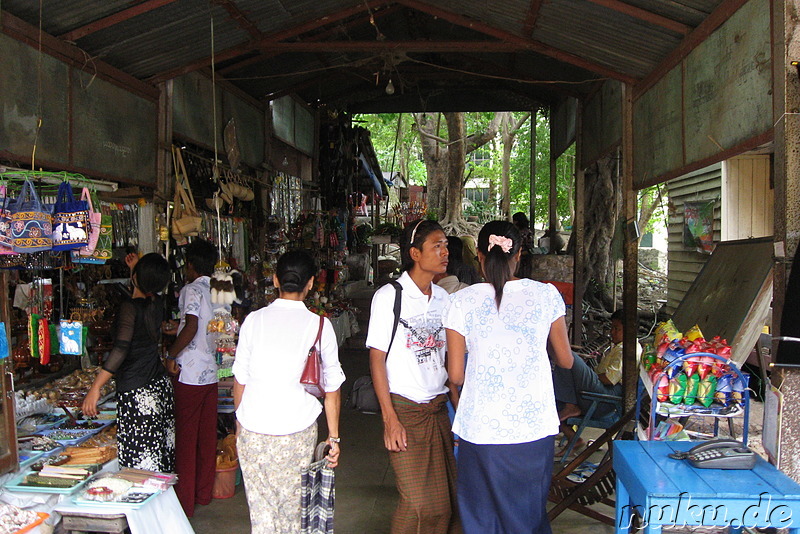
[31,0,44,170]
[210,9,220,182]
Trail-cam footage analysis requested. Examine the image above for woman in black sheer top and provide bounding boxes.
[82,252,176,472]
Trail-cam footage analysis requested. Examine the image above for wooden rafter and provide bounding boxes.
[59,0,177,42]
[584,0,690,35]
[634,0,750,99]
[212,0,263,40]
[521,0,544,37]
[148,0,389,83]
[396,0,638,85]
[2,10,158,100]
[219,3,402,76]
[256,40,523,53]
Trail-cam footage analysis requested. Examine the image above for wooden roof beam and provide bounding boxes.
[219,3,402,75]
[584,0,690,35]
[396,0,638,85]
[212,0,263,40]
[521,0,544,37]
[634,0,750,99]
[256,40,523,53]
[148,0,391,83]
[60,0,177,42]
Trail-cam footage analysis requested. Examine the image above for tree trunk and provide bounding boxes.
[414,113,448,219]
[443,112,465,227]
[637,184,664,242]
[579,152,621,310]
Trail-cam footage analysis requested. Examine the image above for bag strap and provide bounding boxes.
[80,187,95,213]
[313,315,324,349]
[384,280,403,360]
[175,149,198,216]
[56,181,74,205]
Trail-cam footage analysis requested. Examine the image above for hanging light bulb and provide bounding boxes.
[282,155,289,166]
[385,78,395,95]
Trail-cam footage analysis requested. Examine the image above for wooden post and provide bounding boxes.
[772,0,800,478]
[571,103,585,346]
[529,109,537,232]
[621,83,639,413]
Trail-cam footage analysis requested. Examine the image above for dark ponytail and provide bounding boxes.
[477,221,521,309]
[276,250,317,293]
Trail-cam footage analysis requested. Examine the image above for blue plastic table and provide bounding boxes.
[613,441,800,533]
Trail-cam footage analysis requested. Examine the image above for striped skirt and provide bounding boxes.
[389,393,461,534]
[238,422,317,534]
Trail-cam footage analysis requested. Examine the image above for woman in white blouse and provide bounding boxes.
[232,250,345,534]
[443,220,574,534]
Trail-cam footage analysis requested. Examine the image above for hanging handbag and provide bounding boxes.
[51,181,90,251]
[59,319,83,355]
[71,212,112,264]
[0,187,18,254]
[74,188,101,256]
[300,316,326,398]
[171,148,202,240]
[11,179,52,253]
[300,443,335,534]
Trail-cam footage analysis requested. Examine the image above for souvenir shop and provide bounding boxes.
[0,104,385,532]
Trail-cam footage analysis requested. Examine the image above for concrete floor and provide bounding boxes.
[188,345,623,534]
[188,288,764,534]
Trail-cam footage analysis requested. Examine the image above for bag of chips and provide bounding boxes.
[669,374,687,404]
[697,375,717,407]
[685,324,704,341]
[683,373,700,404]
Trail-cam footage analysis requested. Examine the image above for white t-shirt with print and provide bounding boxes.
[443,279,565,445]
[176,276,218,386]
[366,272,449,404]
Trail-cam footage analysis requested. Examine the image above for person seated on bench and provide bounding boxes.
[552,309,642,451]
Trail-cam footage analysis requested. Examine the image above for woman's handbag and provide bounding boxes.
[71,212,112,264]
[300,316,325,398]
[11,179,52,253]
[74,188,101,256]
[51,181,90,251]
[171,148,202,240]
[300,442,335,534]
[0,187,18,254]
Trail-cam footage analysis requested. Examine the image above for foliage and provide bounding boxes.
[373,222,403,237]
[355,111,576,227]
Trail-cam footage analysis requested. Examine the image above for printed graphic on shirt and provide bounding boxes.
[399,312,445,367]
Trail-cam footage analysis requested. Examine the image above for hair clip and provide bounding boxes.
[487,234,513,253]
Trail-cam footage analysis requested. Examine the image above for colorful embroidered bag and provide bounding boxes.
[71,212,112,264]
[11,179,52,253]
[0,187,18,254]
[74,188,101,256]
[51,182,90,251]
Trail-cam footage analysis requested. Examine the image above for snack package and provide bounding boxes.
[668,374,688,404]
[650,369,670,402]
[685,324,704,341]
[662,343,686,377]
[696,355,715,380]
[654,320,682,344]
[642,345,658,370]
[715,373,733,406]
[683,373,700,404]
[697,375,718,407]
[682,356,699,377]
[731,375,746,404]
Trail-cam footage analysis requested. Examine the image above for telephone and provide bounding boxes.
[668,439,757,470]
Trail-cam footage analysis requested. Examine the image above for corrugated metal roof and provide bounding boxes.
[0,0,734,110]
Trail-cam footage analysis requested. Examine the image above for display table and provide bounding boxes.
[613,440,800,533]
[1,460,193,534]
[54,486,193,534]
